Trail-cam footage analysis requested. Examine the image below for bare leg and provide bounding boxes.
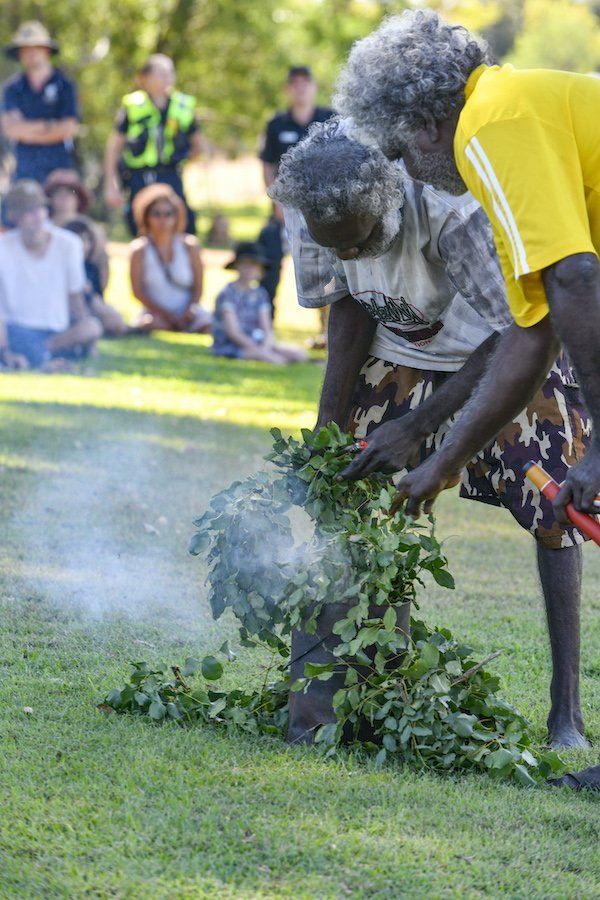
[287,601,410,745]
[272,342,308,363]
[240,345,287,364]
[47,316,103,355]
[536,541,589,749]
[184,305,213,334]
[90,297,128,337]
[134,311,173,332]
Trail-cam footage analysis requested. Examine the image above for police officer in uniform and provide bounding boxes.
[259,66,332,188]
[258,66,332,319]
[103,54,201,235]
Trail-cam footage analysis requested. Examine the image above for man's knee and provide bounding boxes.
[78,316,103,343]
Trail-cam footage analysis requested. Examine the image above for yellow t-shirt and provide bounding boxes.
[455,64,600,327]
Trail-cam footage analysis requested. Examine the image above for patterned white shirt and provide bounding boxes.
[285,176,513,372]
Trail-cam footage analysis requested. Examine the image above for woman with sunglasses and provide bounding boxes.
[129,183,212,333]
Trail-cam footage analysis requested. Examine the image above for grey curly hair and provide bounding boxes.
[334,10,492,158]
[268,116,404,222]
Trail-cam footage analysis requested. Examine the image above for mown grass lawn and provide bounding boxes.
[0,253,599,899]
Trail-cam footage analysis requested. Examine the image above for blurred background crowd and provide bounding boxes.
[0,0,600,370]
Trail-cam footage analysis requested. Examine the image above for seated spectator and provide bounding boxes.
[0,181,101,370]
[212,241,307,364]
[44,167,91,223]
[45,168,110,291]
[63,216,129,337]
[129,184,211,332]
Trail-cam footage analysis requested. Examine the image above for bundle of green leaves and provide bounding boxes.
[104,424,564,785]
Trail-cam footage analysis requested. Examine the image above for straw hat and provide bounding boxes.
[131,183,187,235]
[4,180,47,222]
[5,21,59,59]
[44,169,92,213]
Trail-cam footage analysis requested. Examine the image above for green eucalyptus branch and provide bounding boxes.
[103,424,564,786]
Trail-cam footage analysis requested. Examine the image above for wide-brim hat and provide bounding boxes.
[5,21,59,59]
[225,241,271,270]
[131,183,187,235]
[44,168,92,213]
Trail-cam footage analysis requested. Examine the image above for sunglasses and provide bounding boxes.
[148,207,176,218]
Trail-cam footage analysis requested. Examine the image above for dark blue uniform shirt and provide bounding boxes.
[2,68,79,182]
[259,107,333,166]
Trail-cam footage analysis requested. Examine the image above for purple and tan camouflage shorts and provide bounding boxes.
[349,355,592,549]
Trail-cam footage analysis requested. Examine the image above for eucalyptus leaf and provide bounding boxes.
[103,424,564,787]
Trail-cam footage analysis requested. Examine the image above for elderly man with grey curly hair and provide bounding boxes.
[270,118,592,754]
[335,9,600,791]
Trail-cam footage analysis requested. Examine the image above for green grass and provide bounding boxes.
[1,256,599,898]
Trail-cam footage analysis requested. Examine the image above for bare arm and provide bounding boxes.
[222,307,257,350]
[103,131,126,207]
[543,253,600,519]
[1,111,77,144]
[184,236,204,306]
[316,296,376,431]
[258,305,275,344]
[392,317,559,516]
[0,318,28,369]
[68,291,90,322]
[342,330,500,480]
[262,161,277,189]
[188,131,204,161]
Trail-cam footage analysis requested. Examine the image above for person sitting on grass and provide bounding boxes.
[212,241,307,363]
[129,183,212,333]
[44,167,91,225]
[0,180,102,370]
[45,168,111,294]
[63,216,130,337]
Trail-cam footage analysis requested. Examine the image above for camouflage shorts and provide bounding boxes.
[349,355,592,548]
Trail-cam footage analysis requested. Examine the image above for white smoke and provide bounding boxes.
[7,413,267,641]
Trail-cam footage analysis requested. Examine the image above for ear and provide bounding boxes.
[415,114,442,151]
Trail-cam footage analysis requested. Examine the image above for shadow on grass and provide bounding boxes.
[93,334,322,398]
[0,398,275,464]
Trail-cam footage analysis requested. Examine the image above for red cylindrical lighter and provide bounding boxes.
[523,461,600,547]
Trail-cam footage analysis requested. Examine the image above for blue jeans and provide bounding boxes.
[7,324,54,368]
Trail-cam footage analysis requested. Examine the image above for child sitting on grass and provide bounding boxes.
[64,216,130,337]
[212,242,307,364]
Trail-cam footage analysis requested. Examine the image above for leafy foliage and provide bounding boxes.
[104,651,289,736]
[105,424,564,785]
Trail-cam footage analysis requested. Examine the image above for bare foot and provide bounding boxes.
[548,723,590,750]
[40,357,74,374]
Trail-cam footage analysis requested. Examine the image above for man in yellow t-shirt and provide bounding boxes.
[335,10,600,791]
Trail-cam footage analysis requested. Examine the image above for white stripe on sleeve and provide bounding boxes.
[467,136,530,277]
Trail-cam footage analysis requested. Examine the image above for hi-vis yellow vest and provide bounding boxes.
[121,89,196,168]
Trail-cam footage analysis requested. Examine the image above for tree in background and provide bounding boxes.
[0,0,392,167]
[1,0,599,172]
[507,0,600,72]
[431,0,600,69]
